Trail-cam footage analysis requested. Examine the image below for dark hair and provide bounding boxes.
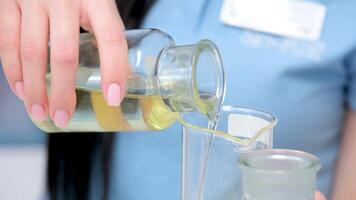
[117,0,156,29]
[47,1,155,199]
[47,133,114,200]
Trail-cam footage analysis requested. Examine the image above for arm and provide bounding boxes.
[332,109,356,199]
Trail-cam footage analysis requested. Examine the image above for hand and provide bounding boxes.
[0,0,128,128]
[316,191,327,200]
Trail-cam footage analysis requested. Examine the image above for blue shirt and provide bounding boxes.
[110,0,356,199]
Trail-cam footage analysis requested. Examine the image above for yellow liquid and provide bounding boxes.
[36,65,218,132]
[90,90,179,131]
[35,88,181,132]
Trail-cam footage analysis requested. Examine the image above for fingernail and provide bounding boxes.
[30,104,47,121]
[54,110,69,128]
[107,83,121,106]
[14,81,24,100]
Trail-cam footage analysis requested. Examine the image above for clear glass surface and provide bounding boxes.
[181,105,277,200]
[238,149,321,200]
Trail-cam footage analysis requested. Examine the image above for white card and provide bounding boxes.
[220,0,327,41]
[228,113,271,145]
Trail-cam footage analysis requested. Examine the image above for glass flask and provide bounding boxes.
[238,149,321,200]
[180,105,277,200]
[34,29,225,132]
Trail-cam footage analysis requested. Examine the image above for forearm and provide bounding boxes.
[332,110,356,200]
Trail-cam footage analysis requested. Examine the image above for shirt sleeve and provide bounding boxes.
[345,48,356,110]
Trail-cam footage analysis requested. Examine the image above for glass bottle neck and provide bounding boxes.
[156,40,225,118]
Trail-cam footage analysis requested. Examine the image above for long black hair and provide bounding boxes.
[47,1,155,199]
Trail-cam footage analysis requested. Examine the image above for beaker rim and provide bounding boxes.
[178,105,278,146]
[221,105,277,123]
[238,149,321,174]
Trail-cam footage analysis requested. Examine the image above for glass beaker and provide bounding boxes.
[180,105,277,200]
[34,29,225,132]
[238,149,321,200]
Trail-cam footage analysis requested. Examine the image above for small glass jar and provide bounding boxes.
[238,149,321,200]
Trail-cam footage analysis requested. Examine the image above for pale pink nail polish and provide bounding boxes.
[30,104,46,121]
[14,81,24,100]
[107,83,121,106]
[54,110,69,128]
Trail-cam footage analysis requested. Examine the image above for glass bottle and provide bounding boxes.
[34,29,225,132]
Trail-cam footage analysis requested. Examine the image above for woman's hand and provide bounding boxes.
[0,0,128,128]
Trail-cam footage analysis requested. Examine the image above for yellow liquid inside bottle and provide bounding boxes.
[35,69,217,132]
[34,88,215,132]
[89,90,179,131]
[35,88,181,132]
[35,88,180,132]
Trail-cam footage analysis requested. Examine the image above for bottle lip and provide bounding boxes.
[238,149,321,174]
[191,39,226,117]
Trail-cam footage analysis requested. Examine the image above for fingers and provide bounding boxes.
[86,0,128,106]
[47,1,80,128]
[0,0,23,99]
[20,1,49,121]
[2,0,127,129]
[79,9,93,32]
